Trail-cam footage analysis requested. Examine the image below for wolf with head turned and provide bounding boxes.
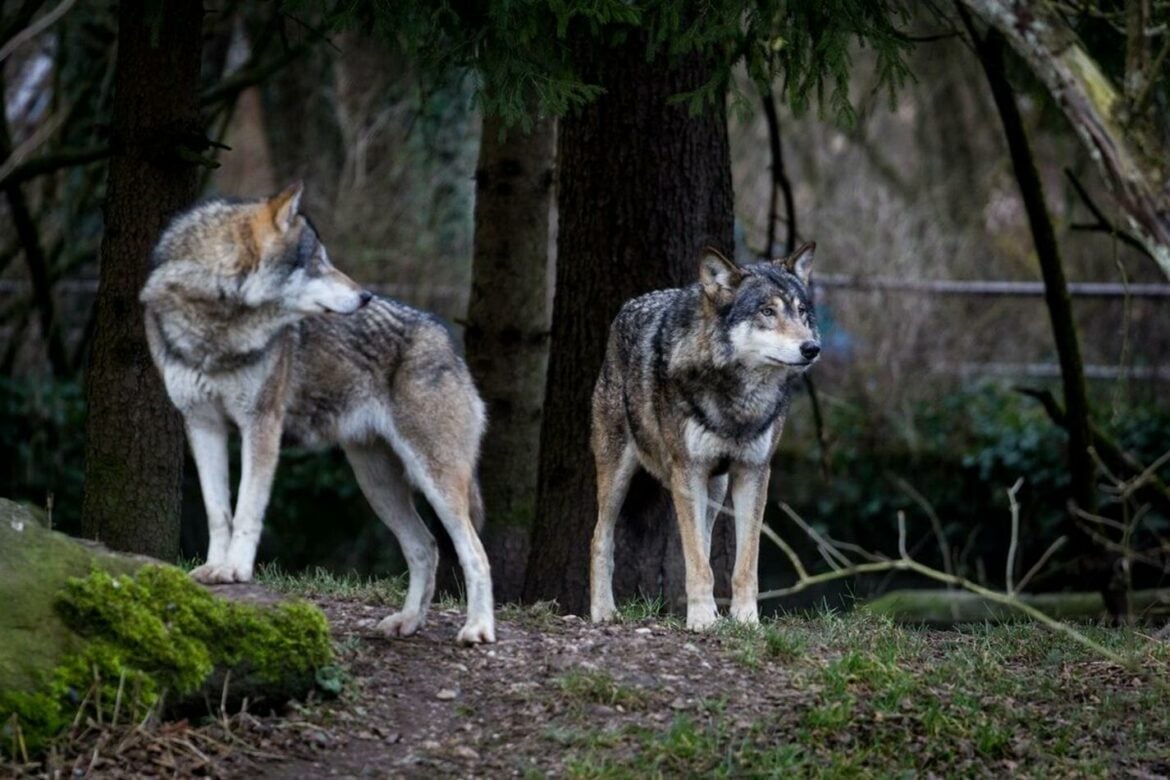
[589,243,820,630]
[140,183,495,644]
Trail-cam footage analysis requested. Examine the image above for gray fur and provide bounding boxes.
[590,244,820,630]
[141,185,495,644]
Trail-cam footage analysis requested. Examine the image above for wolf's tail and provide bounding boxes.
[469,477,485,533]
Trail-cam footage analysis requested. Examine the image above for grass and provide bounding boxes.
[558,669,649,711]
[255,563,408,604]
[561,610,1170,778]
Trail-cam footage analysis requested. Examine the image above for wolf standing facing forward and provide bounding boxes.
[141,183,495,644]
[590,243,820,630]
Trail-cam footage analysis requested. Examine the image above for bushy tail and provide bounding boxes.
[469,477,485,533]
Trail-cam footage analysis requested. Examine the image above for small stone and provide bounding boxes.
[670,697,687,710]
[453,746,480,760]
[683,643,699,653]
[422,740,442,751]
[561,614,582,622]
[436,688,458,700]
[634,627,652,635]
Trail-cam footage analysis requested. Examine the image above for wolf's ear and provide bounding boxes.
[269,181,304,233]
[699,247,743,304]
[778,241,815,286]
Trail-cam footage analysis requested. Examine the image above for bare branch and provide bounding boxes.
[1005,477,1024,594]
[0,0,73,62]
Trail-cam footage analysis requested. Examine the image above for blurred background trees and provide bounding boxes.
[0,0,1167,618]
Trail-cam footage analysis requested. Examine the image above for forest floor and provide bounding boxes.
[14,570,1170,779]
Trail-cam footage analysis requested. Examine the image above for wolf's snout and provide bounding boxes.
[359,290,374,308]
[800,341,821,360]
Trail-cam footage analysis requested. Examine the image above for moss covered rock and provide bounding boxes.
[0,499,334,754]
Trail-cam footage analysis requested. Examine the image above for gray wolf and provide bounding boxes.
[140,183,495,644]
[589,243,820,630]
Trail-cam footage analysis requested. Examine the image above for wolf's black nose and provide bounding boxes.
[800,341,821,360]
[359,290,374,308]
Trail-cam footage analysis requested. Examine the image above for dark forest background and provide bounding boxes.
[1,0,1168,617]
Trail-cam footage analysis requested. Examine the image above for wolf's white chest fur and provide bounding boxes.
[682,418,774,465]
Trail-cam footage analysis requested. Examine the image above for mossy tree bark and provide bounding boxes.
[523,30,735,614]
[465,114,556,602]
[958,0,1170,276]
[81,0,204,559]
[966,19,1125,618]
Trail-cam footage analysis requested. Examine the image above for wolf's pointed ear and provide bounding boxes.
[269,181,304,233]
[699,247,743,304]
[778,241,815,286]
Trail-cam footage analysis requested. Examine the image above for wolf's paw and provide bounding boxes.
[189,563,252,584]
[590,601,616,623]
[376,610,424,638]
[456,617,496,645]
[686,602,719,631]
[730,602,759,624]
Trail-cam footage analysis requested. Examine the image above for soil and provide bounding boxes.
[254,600,797,778]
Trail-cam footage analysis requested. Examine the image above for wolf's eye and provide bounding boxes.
[760,306,776,318]
[798,304,809,316]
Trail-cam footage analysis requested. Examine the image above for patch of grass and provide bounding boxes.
[558,670,647,710]
[558,611,1170,778]
[614,595,669,623]
[255,563,406,604]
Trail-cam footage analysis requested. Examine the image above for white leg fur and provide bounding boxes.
[345,443,438,638]
[670,469,718,631]
[729,468,768,624]
[185,412,233,584]
[207,419,281,583]
[590,445,638,623]
[377,413,495,644]
[703,474,729,557]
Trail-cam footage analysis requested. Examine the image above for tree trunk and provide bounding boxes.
[523,30,735,615]
[81,0,204,559]
[967,21,1125,618]
[464,114,556,603]
[958,0,1170,276]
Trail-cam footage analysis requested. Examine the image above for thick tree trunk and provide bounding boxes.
[969,22,1125,618]
[523,31,735,615]
[464,114,556,603]
[958,0,1170,276]
[81,0,204,559]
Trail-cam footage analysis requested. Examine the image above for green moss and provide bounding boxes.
[1,565,332,755]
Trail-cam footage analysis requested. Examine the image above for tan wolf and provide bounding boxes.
[589,244,820,630]
[140,183,495,644]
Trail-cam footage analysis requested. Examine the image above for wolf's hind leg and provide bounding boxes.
[702,474,729,556]
[185,411,233,583]
[590,443,637,623]
[413,461,494,644]
[728,466,769,624]
[345,442,437,638]
[670,467,718,631]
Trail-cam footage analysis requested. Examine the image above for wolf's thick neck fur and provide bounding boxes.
[146,286,300,375]
[656,286,797,442]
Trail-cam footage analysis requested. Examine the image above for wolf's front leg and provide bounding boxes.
[185,412,234,584]
[215,417,282,583]
[729,466,769,624]
[670,468,718,630]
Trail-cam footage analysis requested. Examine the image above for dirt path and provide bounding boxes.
[255,599,801,778]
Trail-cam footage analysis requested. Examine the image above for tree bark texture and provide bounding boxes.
[971,25,1125,617]
[81,0,204,559]
[465,114,556,602]
[958,0,1170,276]
[523,31,735,614]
